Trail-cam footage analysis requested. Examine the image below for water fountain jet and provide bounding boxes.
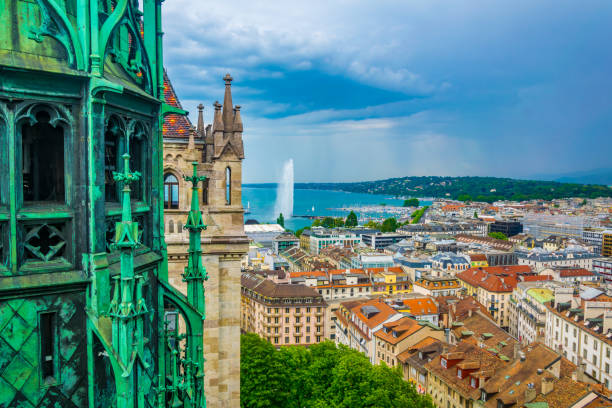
[274,159,294,219]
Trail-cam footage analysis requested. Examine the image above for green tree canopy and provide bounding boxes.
[241,333,435,408]
[457,194,472,202]
[321,217,336,228]
[276,213,285,228]
[345,211,358,227]
[488,231,508,240]
[403,198,419,207]
[381,217,399,232]
[364,220,381,229]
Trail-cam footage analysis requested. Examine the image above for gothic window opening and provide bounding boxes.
[105,126,120,202]
[164,174,179,209]
[202,178,208,205]
[22,111,65,203]
[225,167,231,205]
[40,311,58,385]
[129,133,144,200]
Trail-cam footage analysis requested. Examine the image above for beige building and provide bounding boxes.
[163,71,248,407]
[241,272,327,346]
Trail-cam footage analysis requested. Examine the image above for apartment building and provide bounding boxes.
[371,268,412,296]
[545,292,612,388]
[413,272,462,298]
[306,227,362,255]
[457,265,550,329]
[334,298,402,363]
[426,329,599,408]
[594,258,612,284]
[508,281,559,343]
[240,272,327,347]
[604,232,612,257]
[361,232,411,249]
[373,317,445,368]
[397,338,445,395]
[426,341,506,408]
[517,249,598,270]
[430,252,471,272]
[390,296,440,325]
[540,267,598,284]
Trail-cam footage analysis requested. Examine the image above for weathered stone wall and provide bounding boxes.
[164,138,246,407]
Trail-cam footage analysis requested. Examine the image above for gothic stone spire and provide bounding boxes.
[222,73,234,132]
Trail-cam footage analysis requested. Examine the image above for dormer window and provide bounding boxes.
[480,388,486,399]
[457,368,462,378]
[441,358,447,368]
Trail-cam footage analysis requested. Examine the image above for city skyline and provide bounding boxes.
[163,0,612,183]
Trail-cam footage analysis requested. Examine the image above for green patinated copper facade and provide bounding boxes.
[0,1,207,407]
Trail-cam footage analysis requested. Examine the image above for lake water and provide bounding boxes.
[242,186,431,231]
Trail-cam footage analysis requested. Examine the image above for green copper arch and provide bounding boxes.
[99,0,129,68]
[29,0,86,70]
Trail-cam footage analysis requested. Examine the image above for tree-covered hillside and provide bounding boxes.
[294,176,612,201]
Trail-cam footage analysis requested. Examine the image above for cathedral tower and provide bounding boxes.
[163,72,247,408]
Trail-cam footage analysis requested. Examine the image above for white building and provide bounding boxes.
[517,248,598,270]
[545,291,612,389]
[508,281,563,344]
[540,267,598,284]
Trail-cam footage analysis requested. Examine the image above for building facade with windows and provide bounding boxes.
[545,297,612,389]
[594,258,612,283]
[241,272,327,346]
[373,317,445,368]
[334,298,403,363]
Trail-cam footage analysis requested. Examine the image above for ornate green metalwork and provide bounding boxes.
[28,0,86,70]
[182,162,208,315]
[23,223,66,262]
[1,0,207,406]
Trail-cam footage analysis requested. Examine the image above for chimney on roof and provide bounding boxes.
[524,383,536,403]
[541,377,554,395]
[514,343,521,360]
[572,357,587,383]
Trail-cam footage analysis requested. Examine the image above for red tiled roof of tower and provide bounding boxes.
[162,70,193,139]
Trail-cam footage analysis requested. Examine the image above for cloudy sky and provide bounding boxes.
[162,0,612,183]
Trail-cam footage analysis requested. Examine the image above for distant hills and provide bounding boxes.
[531,168,612,186]
[288,176,612,202]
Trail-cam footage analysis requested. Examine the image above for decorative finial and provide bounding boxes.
[214,101,221,110]
[224,73,233,84]
[113,153,141,223]
[197,103,204,111]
